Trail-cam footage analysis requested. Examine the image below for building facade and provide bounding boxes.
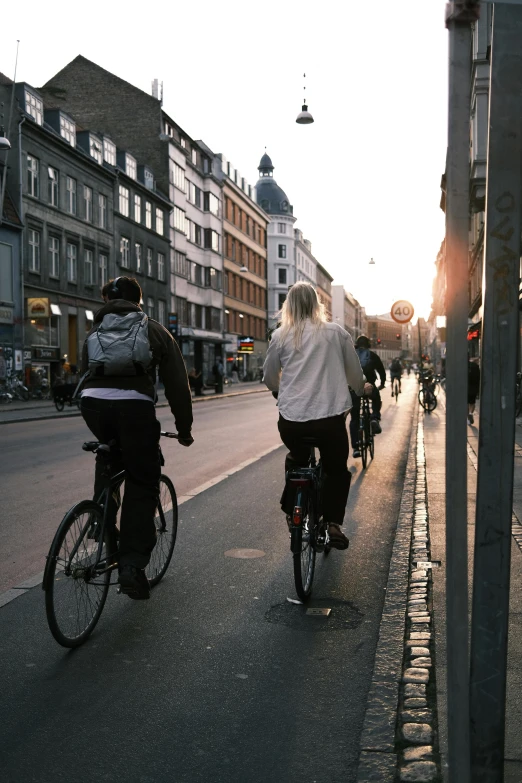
[316,262,333,320]
[366,314,405,365]
[294,229,317,287]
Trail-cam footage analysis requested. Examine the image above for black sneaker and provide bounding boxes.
[352,449,361,458]
[119,565,150,600]
[371,420,382,434]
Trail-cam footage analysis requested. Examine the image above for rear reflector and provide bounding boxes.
[293,506,303,526]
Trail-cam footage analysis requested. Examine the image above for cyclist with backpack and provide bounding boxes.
[79,276,193,600]
[389,357,403,396]
[349,335,386,458]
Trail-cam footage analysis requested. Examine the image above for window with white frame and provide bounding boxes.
[66,243,77,281]
[135,242,142,273]
[28,229,40,272]
[125,154,137,180]
[49,236,60,278]
[103,138,116,166]
[48,167,59,206]
[120,237,130,267]
[98,194,107,229]
[134,194,141,224]
[144,169,154,190]
[25,91,43,125]
[84,186,93,222]
[278,223,287,234]
[156,208,164,236]
[147,248,153,277]
[180,137,186,149]
[204,192,219,216]
[158,300,166,326]
[204,229,220,253]
[147,297,154,319]
[278,267,287,285]
[119,186,129,217]
[146,201,152,229]
[278,244,287,259]
[27,155,39,197]
[66,177,76,214]
[171,161,185,191]
[191,148,197,165]
[174,206,185,233]
[174,250,188,277]
[157,252,165,281]
[99,254,108,287]
[60,115,76,146]
[84,248,94,285]
[90,137,103,164]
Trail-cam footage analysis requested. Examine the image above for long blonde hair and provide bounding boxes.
[279,282,326,349]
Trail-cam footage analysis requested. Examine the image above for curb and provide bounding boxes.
[0,387,270,426]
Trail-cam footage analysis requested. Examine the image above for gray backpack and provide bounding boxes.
[87,311,153,377]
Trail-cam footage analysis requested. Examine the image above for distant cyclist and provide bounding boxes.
[263,282,373,551]
[389,357,403,396]
[349,335,386,457]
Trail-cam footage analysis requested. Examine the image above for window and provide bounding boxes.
[180,137,186,149]
[0,243,13,301]
[146,201,152,229]
[158,300,166,326]
[66,243,77,281]
[156,208,164,236]
[125,154,137,180]
[203,191,220,216]
[89,137,103,164]
[135,243,142,273]
[60,115,76,146]
[147,248,153,276]
[119,185,129,217]
[48,167,58,206]
[192,262,203,286]
[99,254,108,287]
[25,91,43,125]
[174,206,185,233]
[278,268,287,285]
[144,169,154,190]
[204,229,220,252]
[84,186,93,222]
[27,155,39,197]
[28,229,40,272]
[66,177,76,214]
[158,252,165,281]
[278,244,287,259]
[120,237,130,267]
[84,248,94,285]
[191,148,197,165]
[49,237,60,278]
[174,251,188,277]
[278,293,286,309]
[171,161,186,191]
[146,297,154,319]
[98,194,107,229]
[187,181,202,207]
[134,195,141,224]
[103,138,116,166]
[278,223,287,234]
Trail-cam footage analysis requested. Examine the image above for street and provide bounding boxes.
[0,381,415,783]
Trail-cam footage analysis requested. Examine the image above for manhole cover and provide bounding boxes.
[265,598,363,632]
[224,549,266,559]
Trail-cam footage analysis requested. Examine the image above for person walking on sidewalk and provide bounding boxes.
[231,361,240,384]
[213,357,224,394]
[468,357,480,425]
[263,281,373,550]
[80,276,193,600]
[349,335,386,457]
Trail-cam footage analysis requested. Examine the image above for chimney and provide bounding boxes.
[152,79,163,103]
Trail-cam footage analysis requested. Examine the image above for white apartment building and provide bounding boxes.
[294,228,317,287]
[332,286,357,339]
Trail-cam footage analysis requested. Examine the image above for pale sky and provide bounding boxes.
[2,0,448,320]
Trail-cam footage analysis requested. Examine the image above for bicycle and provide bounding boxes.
[391,376,401,401]
[359,395,375,469]
[43,431,179,648]
[286,440,331,602]
[418,375,437,413]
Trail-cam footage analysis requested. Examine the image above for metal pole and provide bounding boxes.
[444,3,476,782]
[470,4,522,779]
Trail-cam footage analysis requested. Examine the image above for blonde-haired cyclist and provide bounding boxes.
[263,282,373,550]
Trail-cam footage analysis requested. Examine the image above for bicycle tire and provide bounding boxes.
[146,474,178,587]
[359,422,368,469]
[292,491,316,601]
[44,500,115,648]
[368,419,375,461]
[55,398,65,412]
[419,388,437,412]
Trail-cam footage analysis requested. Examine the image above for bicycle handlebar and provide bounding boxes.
[161,431,179,439]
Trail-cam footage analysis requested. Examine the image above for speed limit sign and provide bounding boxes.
[390,300,414,325]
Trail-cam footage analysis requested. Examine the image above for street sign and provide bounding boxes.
[390,300,414,325]
[168,312,178,338]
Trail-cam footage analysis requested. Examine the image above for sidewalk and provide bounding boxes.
[0,380,268,425]
[424,397,522,781]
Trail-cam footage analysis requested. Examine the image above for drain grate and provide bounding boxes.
[265,598,363,632]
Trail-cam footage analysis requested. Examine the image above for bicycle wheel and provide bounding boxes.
[359,422,368,469]
[146,474,178,587]
[368,419,375,460]
[55,398,65,412]
[292,492,316,601]
[419,388,437,412]
[44,501,115,647]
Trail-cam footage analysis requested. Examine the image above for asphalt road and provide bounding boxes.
[0,379,416,783]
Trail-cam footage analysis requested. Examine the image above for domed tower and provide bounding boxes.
[256,153,297,325]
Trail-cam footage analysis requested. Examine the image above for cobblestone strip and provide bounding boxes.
[397,416,440,782]
[467,441,522,555]
[356,406,418,782]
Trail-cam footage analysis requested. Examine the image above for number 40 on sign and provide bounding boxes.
[390,300,414,325]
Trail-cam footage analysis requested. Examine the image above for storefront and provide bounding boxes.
[224,335,266,381]
[24,297,63,386]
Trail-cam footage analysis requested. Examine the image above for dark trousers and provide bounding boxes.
[349,387,382,447]
[80,398,161,569]
[278,414,351,526]
[215,376,224,394]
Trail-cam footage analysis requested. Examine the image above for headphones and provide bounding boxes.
[111,276,122,296]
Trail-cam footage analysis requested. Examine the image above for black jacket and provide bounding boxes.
[359,350,386,386]
[81,300,193,437]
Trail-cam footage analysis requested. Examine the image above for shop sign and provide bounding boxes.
[238,336,254,353]
[27,298,50,318]
[0,307,13,324]
[23,350,32,360]
[33,347,60,360]
[15,350,22,370]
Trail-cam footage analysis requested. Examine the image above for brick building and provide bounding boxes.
[366,314,405,365]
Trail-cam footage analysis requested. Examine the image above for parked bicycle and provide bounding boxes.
[43,431,179,647]
[418,372,437,413]
[359,395,375,468]
[5,371,29,401]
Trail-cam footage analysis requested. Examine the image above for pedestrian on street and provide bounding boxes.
[214,357,224,394]
[231,361,239,384]
[263,281,373,551]
[468,357,481,425]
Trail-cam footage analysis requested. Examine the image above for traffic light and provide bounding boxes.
[396,333,401,341]
[377,338,381,345]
